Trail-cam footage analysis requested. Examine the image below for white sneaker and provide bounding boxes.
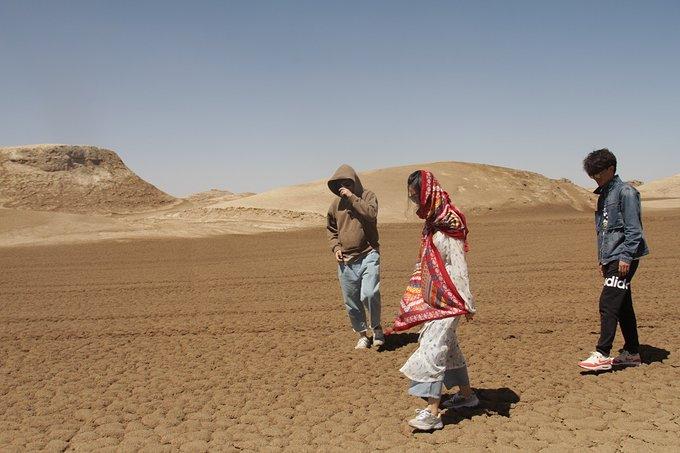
[441,392,479,410]
[578,351,612,371]
[355,336,371,349]
[408,409,443,431]
[612,350,641,366]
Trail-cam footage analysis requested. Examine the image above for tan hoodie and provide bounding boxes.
[327,164,379,260]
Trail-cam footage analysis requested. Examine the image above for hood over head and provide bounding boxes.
[328,164,365,196]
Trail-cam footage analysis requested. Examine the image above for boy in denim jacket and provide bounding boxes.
[578,148,649,371]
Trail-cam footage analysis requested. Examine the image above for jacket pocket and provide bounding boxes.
[603,229,624,257]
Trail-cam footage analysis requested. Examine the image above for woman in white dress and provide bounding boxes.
[390,170,478,431]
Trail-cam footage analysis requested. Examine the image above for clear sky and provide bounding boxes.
[1,1,678,196]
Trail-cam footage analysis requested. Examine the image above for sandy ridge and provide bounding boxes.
[0,144,176,213]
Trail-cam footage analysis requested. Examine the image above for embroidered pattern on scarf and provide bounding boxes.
[389,170,470,332]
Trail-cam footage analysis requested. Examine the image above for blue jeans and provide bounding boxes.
[337,250,381,332]
[408,367,471,398]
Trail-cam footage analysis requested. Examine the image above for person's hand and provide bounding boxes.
[599,264,605,277]
[339,187,353,198]
[618,260,630,277]
[335,249,344,262]
[465,313,475,322]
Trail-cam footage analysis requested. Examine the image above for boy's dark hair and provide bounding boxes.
[407,170,421,195]
[583,148,617,176]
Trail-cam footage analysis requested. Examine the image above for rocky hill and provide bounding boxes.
[0,144,176,213]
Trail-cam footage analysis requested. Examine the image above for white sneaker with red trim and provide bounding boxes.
[578,351,612,371]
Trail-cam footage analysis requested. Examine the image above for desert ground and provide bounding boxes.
[1,208,679,452]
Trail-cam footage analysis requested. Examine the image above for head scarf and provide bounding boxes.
[416,170,469,245]
[389,170,470,332]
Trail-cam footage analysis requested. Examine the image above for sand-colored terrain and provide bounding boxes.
[639,173,680,199]
[0,145,323,246]
[1,144,677,450]
[0,145,176,213]
[0,206,325,247]
[1,209,678,451]
[0,146,597,246]
[185,190,255,205]
[210,162,596,222]
[639,174,680,210]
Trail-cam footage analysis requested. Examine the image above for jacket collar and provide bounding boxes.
[594,175,621,195]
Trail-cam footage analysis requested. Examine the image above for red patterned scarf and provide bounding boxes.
[388,170,470,332]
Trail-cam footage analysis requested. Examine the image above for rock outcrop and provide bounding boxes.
[0,144,176,213]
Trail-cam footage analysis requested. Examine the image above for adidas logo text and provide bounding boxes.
[604,276,630,290]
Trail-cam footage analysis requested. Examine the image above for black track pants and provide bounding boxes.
[596,260,640,356]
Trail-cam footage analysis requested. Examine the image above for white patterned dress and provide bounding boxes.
[399,232,476,395]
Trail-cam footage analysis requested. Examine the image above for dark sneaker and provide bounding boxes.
[372,327,385,347]
[578,351,612,371]
[612,350,641,366]
[441,392,479,410]
[408,409,443,431]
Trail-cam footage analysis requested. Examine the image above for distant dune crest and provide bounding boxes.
[0,144,176,213]
[210,162,597,222]
[186,189,254,205]
[7,145,666,247]
[638,173,680,199]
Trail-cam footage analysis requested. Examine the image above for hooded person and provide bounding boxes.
[327,164,384,349]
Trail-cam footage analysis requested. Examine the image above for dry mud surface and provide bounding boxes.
[1,211,679,452]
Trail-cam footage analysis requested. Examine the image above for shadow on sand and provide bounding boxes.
[579,344,670,376]
[440,387,521,426]
[379,332,419,351]
[410,387,521,433]
[639,344,671,364]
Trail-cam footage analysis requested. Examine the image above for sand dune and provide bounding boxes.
[0,144,176,213]
[185,189,254,205]
[211,162,596,222]
[0,145,318,246]
[638,173,680,199]
[0,154,602,246]
[638,173,680,210]
[0,147,636,247]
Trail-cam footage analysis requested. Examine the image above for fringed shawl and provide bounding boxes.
[389,170,470,332]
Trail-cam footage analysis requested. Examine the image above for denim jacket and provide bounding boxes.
[594,175,649,265]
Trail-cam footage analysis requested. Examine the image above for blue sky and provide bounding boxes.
[1,1,678,195]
